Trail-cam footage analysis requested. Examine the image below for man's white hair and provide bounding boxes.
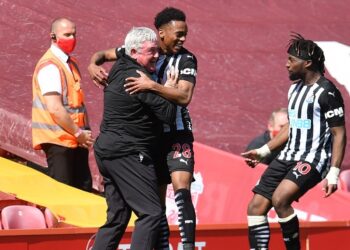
[124,27,157,56]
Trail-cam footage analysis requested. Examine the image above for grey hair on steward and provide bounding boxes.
[124,27,157,56]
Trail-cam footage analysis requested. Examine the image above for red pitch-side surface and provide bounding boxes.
[0,222,350,250]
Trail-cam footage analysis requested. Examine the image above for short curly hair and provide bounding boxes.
[154,7,186,30]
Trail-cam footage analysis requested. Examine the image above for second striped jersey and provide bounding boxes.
[278,76,345,176]
[156,47,197,137]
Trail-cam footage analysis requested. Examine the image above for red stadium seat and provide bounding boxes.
[44,208,59,228]
[339,169,350,192]
[1,205,47,229]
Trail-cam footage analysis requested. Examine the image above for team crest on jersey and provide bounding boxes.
[305,94,314,103]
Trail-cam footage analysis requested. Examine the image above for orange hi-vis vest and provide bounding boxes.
[32,49,86,150]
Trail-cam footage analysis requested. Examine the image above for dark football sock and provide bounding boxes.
[279,213,300,250]
[175,189,196,248]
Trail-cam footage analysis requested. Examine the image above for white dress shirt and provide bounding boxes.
[37,45,72,95]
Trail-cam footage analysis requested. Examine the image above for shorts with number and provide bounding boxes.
[156,132,195,185]
[253,159,322,200]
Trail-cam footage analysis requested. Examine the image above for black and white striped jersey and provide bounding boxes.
[156,47,197,135]
[278,76,345,176]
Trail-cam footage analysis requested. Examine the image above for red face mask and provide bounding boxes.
[271,130,280,138]
[57,37,76,54]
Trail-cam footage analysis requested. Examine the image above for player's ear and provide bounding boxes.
[305,60,312,68]
[158,29,165,40]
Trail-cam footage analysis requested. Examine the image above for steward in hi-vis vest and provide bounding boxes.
[32,49,87,149]
[31,17,93,192]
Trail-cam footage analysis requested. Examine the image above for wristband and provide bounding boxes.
[256,144,271,158]
[74,128,83,138]
[325,166,340,185]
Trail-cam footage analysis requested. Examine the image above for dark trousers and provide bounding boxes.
[92,152,162,250]
[41,143,92,192]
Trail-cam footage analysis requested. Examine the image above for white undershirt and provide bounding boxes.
[37,45,71,95]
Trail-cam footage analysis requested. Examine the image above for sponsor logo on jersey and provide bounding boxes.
[180,68,197,76]
[289,109,311,129]
[290,118,311,129]
[325,107,344,119]
[289,109,297,118]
